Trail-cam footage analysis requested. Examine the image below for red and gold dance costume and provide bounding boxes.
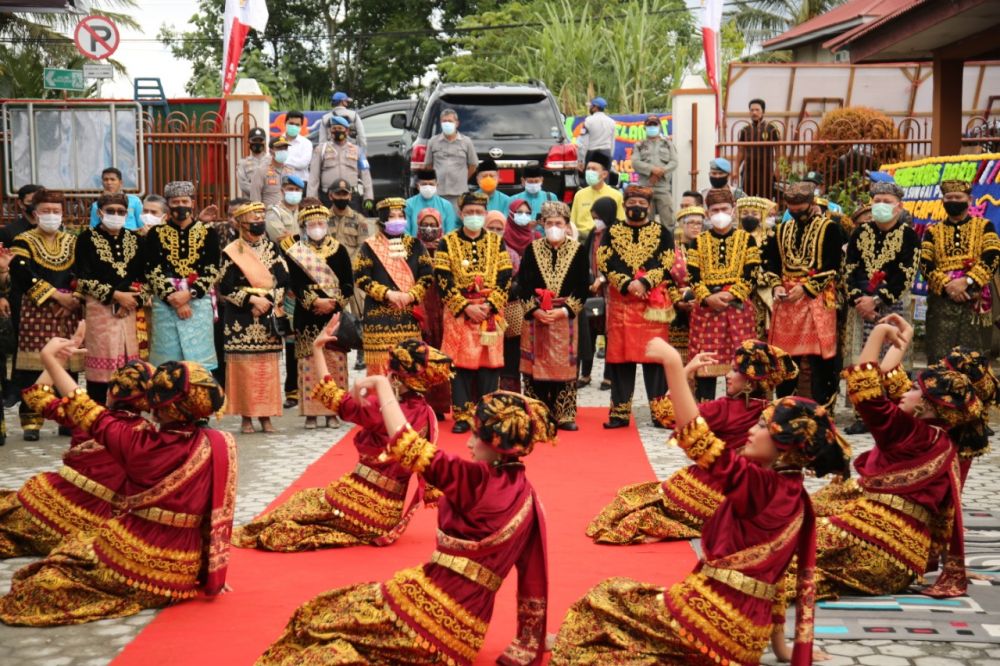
[258,430,548,666]
[434,227,512,427]
[0,376,237,626]
[814,363,971,599]
[687,224,760,385]
[598,215,679,423]
[0,386,129,558]
[762,187,842,407]
[920,184,1000,363]
[517,236,589,425]
[10,228,82,434]
[233,380,437,551]
[554,413,818,666]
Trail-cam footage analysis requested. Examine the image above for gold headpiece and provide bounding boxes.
[231,201,265,219]
[376,197,407,212]
[940,180,971,195]
[297,204,330,223]
[736,196,775,216]
[676,205,707,222]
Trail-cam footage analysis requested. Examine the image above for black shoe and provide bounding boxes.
[0,435,5,446]
[4,394,19,409]
[576,377,591,389]
[558,422,579,431]
[354,358,366,371]
[283,398,298,409]
[603,419,629,429]
[596,348,606,359]
[844,419,868,435]
[452,421,470,434]
[435,412,446,422]
[23,429,39,441]
[651,421,667,429]
[58,426,71,436]
[599,380,612,391]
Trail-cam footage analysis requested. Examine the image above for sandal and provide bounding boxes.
[304,417,317,430]
[240,418,255,434]
[259,418,276,433]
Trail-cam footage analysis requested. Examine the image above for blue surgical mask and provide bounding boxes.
[645,125,660,138]
[284,191,303,205]
[585,169,601,187]
[384,220,407,236]
[463,214,485,232]
[285,124,301,138]
[513,212,533,227]
[524,182,542,195]
[274,150,289,164]
[441,121,457,136]
[870,202,896,224]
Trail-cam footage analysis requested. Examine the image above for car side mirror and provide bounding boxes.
[390,113,407,130]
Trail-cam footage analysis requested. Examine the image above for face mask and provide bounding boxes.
[169,205,192,222]
[625,205,648,223]
[285,124,301,138]
[419,184,437,199]
[814,188,821,197]
[479,176,498,193]
[740,215,760,232]
[790,209,811,223]
[710,212,733,230]
[274,150,289,164]
[141,213,163,227]
[384,220,407,236]
[102,213,127,231]
[331,198,349,210]
[513,212,533,227]
[306,226,327,242]
[545,225,566,243]
[593,218,606,232]
[765,216,777,229]
[247,222,267,236]
[943,200,968,217]
[418,226,442,243]
[332,131,347,142]
[441,121,457,136]
[645,125,660,138]
[463,214,485,232]
[249,143,265,154]
[870,202,896,224]
[585,170,601,187]
[709,175,728,188]
[37,213,62,232]
[524,182,542,195]
[284,191,303,206]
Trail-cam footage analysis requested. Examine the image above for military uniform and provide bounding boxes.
[237,152,269,199]
[631,136,678,225]
[307,139,374,205]
[249,162,289,208]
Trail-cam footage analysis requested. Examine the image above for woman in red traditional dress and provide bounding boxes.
[0,338,236,626]
[552,336,849,666]
[257,386,555,666]
[587,339,798,544]
[233,321,452,552]
[816,315,982,600]
[0,355,152,558]
[416,207,452,419]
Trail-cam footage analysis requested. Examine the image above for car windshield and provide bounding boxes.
[429,94,558,140]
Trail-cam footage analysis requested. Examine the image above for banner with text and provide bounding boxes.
[565,113,672,183]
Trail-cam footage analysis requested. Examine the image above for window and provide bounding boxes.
[362,109,406,139]
[429,94,559,140]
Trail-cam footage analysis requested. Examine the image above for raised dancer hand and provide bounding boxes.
[878,312,913,342]
[645,337,681,367]
[313,313,341,349]
[684,352,718,379]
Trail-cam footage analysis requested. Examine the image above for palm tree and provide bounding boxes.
[729,0,849,49]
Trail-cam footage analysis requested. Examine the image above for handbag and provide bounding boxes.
[266,312,292,338]
[584,296,605,320]
[504,300,525,338]
[329,309,362,352]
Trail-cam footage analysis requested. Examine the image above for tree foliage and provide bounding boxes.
[438,0,698,115]
[727,0,849,48]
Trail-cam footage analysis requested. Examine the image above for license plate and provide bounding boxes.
[498,168,515,184]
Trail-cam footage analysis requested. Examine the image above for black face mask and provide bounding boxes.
[740,215,760,232]
[418,226,442,243]
[170,205,192,222]
[790,209,811,223]
[943,200,969,218]
[249,143,265,154]
[625,205,649,223]
[247,222,267,236]
[333,131,347,142]
[331,198,350,210]
[709,176,728,188]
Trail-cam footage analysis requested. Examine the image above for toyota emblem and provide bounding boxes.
[489,147,504,159]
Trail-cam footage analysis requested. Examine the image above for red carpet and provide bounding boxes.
[113,407,697,665]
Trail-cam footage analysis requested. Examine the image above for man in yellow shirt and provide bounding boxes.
[570,152,624,239]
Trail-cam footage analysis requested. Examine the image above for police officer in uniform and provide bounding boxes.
[307,116,374,215]
[249,136,291,207]
[631,114,678,226]
[237,127,270,199]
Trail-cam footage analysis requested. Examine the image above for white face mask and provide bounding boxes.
[513,212,533,227]
[306,225,327,242]
[441,121,457,136]
[765,216,777,229]
[102,213,127,231]
[592,218,606,232]
[37,213,62,232]
[709,212,733,230]
[141,213,164,227]
[419,184,437,199]
[545,225,566,243]
[524,182,542,195]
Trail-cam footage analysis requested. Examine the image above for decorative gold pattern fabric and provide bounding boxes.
[388,426,437,474]
[672,416,726,469]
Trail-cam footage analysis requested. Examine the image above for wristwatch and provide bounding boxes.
[966,276,975,286]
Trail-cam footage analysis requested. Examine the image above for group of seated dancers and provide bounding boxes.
[0,310,996,666]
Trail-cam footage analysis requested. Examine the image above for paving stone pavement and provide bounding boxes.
[0,350,998,665]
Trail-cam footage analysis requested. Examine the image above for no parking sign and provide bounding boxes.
[73,15,120,61]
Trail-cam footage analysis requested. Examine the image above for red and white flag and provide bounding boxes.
[222,0,268,96]
[702,0,723,125]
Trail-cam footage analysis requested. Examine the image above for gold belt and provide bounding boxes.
[58,466,123,507]
[130,506,203,528]
[353,463,407,496]
[700,563,777,601]
[430,551,503,592]
[863,492,931,525]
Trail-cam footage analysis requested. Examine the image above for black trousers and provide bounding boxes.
[451,367,500,425]
[284,340,298,398]
[607,362,667,423]
[500,337,522,392]
[695,377,717,402]
[524,378,577,424]
[776,354,839,408]
[87,381,109,406]
[213,315,227,388]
